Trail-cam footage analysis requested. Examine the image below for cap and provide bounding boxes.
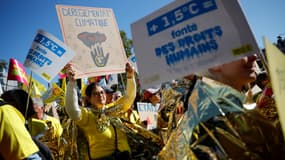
[144,86,161,100]
[32,97,44,107]
[103,86,115,94]
[145,86,160,94]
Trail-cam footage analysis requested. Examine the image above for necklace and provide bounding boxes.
[91,107,110,132]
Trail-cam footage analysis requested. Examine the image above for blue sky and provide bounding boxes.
[0,0,284,86]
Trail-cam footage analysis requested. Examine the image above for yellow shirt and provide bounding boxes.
[75,78,136,159]
[45,115,63,140]
[0,105,39,160]
[30,115,63,141]
[29,118,48,138]
[77,108,130,159]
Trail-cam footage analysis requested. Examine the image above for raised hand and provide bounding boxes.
[65,63,76,82]
[126,62,135,79]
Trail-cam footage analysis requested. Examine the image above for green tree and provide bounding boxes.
[120,30,133,58]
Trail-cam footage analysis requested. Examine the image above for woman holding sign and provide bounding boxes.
[65,62,136,160]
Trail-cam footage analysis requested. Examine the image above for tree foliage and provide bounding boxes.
[120,30,133,58]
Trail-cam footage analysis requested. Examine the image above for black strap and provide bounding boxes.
[111,124,118,151]
[0,100,8,106]
[183,75,198,112]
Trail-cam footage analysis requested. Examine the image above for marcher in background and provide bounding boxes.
[159,55,285,160]
[112,90,122,102]
[65,62,136,160]
[103,86,116,104]
[0,89,48,160]
[143,87,161,106]
[31,97,63,159]
[190,55,285,160]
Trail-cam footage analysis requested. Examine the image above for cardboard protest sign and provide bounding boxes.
[56,5,127,79]
[131,0,259,89]
[137,102,159,130]
[264,37,285,137]
[24,30,75,82]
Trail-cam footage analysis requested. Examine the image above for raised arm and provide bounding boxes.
[108,62,136,113]
[65,64,81,121]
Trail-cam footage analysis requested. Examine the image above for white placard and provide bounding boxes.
[137,102,159,130]
[24,30,75,82]
[131,0,259,89]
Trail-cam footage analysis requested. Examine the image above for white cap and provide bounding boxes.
[146,86,160,94]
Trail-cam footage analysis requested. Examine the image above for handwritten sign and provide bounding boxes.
[56,5,127,79]
[264,37,285,138]
[131,0,259,89]
[137,102,159,130]
[24,30,75,82]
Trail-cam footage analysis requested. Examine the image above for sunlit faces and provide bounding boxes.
[216,54,257,91]
[89,86,106,108]
[149,92,161,105]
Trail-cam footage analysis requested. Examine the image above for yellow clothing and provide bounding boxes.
[45,115,63,140]
[0,104,39,160]
[77,108,130,159]
[29,118,48,138]
[30,115,62,140]
[124,109,141,124]
[74,78,136,159]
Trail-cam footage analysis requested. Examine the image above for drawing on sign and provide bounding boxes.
[77,31,109,67]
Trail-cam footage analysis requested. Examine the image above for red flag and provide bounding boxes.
[58,69,67,79]
[88,76,102,83]
[58,66,67,79]
[7,58,29,85]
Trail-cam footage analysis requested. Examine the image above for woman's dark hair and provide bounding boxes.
[1,89,35,118]
[84,82,101,106]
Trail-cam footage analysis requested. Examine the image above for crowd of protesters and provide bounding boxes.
[0,53,284,160]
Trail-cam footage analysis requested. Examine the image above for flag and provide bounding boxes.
[81,78,88,97]
[105,74,111,83]
[60,77,67,106]
[7,58,29,85]
[58,68,67,79]
[61,77,66,93]
[31,82,42,97]
[42,83,64,106]
[88,76,103,83]
[22,76,47,97]
[106,74,118,88]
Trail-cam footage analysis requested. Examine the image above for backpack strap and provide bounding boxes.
[0,99,8,106]
[112,124,118,151]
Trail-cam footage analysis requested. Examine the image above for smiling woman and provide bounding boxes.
[65,62,136,159]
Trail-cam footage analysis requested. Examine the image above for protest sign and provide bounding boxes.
[264,37,285,138]
[137,102,159,130]
[24,30,75,82]
[56,5,127,79]
[131,0,259,89]
[128,53,139,74]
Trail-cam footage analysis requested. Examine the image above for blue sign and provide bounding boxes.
[147,0,217,36]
